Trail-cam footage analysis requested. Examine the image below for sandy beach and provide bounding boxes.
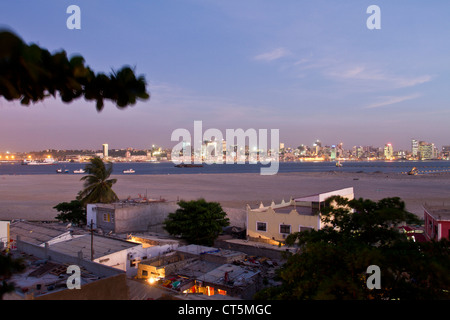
[1,171,449,227]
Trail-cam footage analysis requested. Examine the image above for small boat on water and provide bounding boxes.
[73,169,85,174]
[407,167,418,175]
[26,158,57,165]
[56,169,70,174]
[174,164,203,168]
[335,161,343,167]
[123,169,135,174]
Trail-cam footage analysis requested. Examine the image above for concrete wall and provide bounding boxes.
[223,207,246,229]
[0,221,10,249]
[114,201,180,233]
[137,254,198,279]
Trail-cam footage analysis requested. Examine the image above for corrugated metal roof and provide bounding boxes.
[10,221,68,245]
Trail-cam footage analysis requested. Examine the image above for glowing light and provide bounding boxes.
[147,277,156,285]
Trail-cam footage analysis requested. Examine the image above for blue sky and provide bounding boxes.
[1,0,449,152]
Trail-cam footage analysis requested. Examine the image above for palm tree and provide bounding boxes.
[77,157,119,205]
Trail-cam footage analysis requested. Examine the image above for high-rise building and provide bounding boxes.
[330,145,336,160]
[102,144,108,158]
[411,139,418,157]
[384,143,394,160]
[418,141,434,160]
[442,146,450,159]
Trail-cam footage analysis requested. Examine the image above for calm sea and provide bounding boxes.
[0,160,449,175]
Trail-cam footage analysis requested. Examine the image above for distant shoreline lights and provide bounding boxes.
[171,121,280,175]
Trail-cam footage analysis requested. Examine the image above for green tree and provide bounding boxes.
[163,199,230,246]
[53,199,86,225]
[255,196,450,300]
[77,157,119,205]
[0,30,149,111]
[0,254,26,300]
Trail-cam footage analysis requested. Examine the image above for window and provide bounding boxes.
[142,270,148,277]
[280,224,291,234]
[102,212,114,223]
[257,222,267,232]
[299,226,313,232]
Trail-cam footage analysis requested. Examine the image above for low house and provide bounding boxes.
[246,187,354,244]
[423,205,450,241]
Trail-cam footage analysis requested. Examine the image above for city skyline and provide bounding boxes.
[1,1,450,152]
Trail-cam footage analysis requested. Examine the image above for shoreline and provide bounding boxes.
[1,171,449,225]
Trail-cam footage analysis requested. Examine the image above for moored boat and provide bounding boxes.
[174,164,203,168]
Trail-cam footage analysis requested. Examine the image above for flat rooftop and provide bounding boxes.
[424,205,450,220]
[176,244,245,259]
[89,198,169,209]
[9,221,72,245]
[4,251,101,299]
[49,234,138,260]
[201,263,260,287]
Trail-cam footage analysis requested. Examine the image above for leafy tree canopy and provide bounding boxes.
[255,196,450,300]
[164,199,230,246]
[0,29,149,111]
[53,199,86,225]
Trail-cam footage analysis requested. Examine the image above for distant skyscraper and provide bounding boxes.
[384,143,394,160]
[330,145,336,160]
[418,141,434,160]
[411,139,418,157]
[102,144,108,158]
[442,146,450,159]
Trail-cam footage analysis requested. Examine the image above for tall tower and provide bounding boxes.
[411,139,418,157]
[384,143,393,160]
[102,144,109,158]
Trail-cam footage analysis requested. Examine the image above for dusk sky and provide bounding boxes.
[1,1,450,152]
